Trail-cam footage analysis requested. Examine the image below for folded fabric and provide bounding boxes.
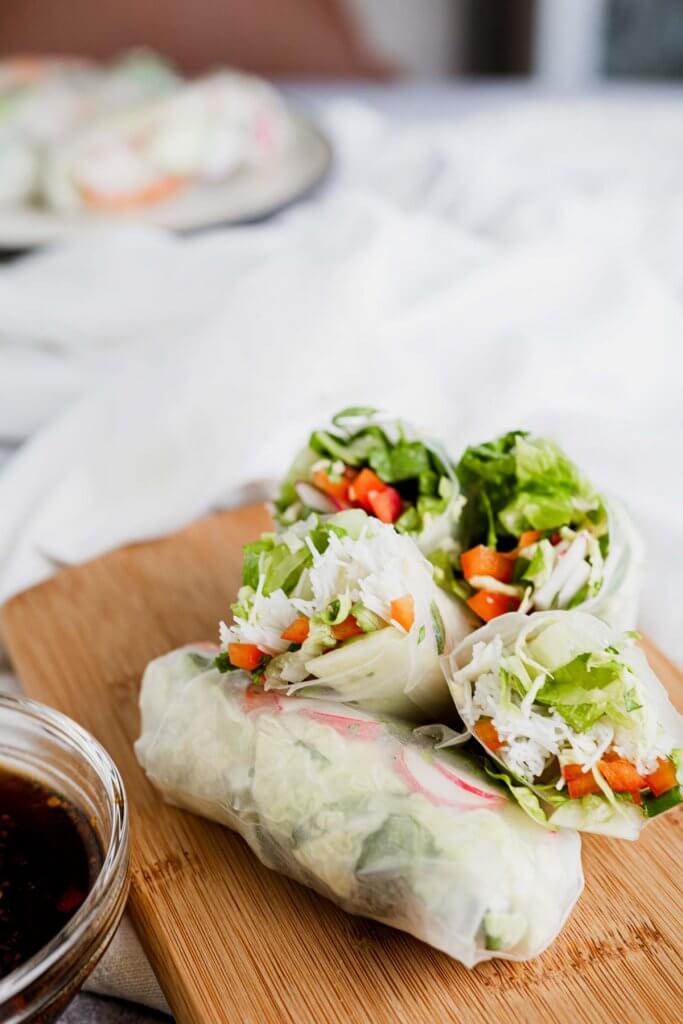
[136,644,583,967]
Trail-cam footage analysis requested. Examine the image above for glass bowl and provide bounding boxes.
[0,695,129,1023]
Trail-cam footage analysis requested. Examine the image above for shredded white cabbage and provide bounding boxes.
[447,611,680,784]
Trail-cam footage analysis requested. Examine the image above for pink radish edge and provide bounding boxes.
[300,709,381,741]
[395,746,505,809]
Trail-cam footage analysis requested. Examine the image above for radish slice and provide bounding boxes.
[242,687,283,713]
[300,708,380,741]
[294,481,337,513]
[395,746,505,809]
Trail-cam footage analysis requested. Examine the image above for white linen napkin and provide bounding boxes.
[0,94,681,1012]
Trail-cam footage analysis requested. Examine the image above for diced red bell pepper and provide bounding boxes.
[369,486,402,523]
[390,594,414,632]
[312,469,352,509]
[460,545,515,584]
[561,763,585,782]
[466,590,519,622]
[567,771,601,799]
[348,468,386,511]
[331,616,364,642]
[598,758,645,793]
[474,718,504,751]
[644,757,677,797]
[281,617,310,644]
[228,643,263,671]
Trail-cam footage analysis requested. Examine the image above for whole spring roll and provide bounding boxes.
[273,407,464,559]
[135,645,583,967]
[443,610,683,839]
[452,431,642,629]
[43,69,291,213]
[218,509,473,721]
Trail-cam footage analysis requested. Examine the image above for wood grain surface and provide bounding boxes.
[1,505,682,1024]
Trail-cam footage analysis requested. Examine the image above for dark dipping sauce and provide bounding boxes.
[0,766,102,979]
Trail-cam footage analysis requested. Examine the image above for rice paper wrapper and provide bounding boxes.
[443,611,683,839]
[279,588,476,723]
[581,497,643,630]
[136,644,583,967]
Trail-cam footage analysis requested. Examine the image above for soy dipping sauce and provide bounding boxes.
[0,766,102,978]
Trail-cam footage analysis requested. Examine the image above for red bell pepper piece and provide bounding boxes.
[390,594,414,632]
[281,617,310,644]
[228,643,263,671]
[460,545,515,583]
[474,719,504,751]
[466,590,519,622]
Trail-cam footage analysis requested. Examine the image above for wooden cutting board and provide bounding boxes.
[1,506,682,1024]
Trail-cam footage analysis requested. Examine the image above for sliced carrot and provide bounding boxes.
[644,757,677,797]
[474,718,504,751]
[598,758,645,793]
[281,617,310,644]
[518,530,542,550]
[567,771,601,799]
[460,545,514,584]
[348,467,386,511]
[369,486,402,523]
[601,749,622,762]
[631,790,642,806]
[81,175,183,211]
[466,590,519,622]
[312,469,352,508]
[390,594,414,632]
[228,643,263,671]
[331,616,364,641]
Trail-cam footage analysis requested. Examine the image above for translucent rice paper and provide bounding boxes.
[582,497,643,630]
[135,645,583,967]
[275,588,474,723]
[444,611,683,839]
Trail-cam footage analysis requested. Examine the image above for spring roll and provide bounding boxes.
[0,52,177,206]
[135,645,583,967]
[43,69,291,213]
[274,407,464,561]
[218,509,473,721]
[443,610,683,839]
[453,431,642,629]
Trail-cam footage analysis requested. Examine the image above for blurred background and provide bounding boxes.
[1,0,682,84]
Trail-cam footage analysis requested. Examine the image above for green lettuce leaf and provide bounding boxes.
[535,653,636,732]
[456,431,607,547]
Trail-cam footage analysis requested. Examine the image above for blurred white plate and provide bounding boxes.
[0,113,331,249]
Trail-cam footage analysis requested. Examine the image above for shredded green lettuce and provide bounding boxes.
[535,652,637,732]
[274,409,458,544]
[456,431,608,549]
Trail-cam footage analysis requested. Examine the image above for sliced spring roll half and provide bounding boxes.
[273,406,464,562]
[454,430,642,629]
[218,509,474,721]
[42,69,291,213]
[443,610,683,839]
[135,646,583,966]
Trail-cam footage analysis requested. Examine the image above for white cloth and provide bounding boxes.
[1,90,682,1011]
